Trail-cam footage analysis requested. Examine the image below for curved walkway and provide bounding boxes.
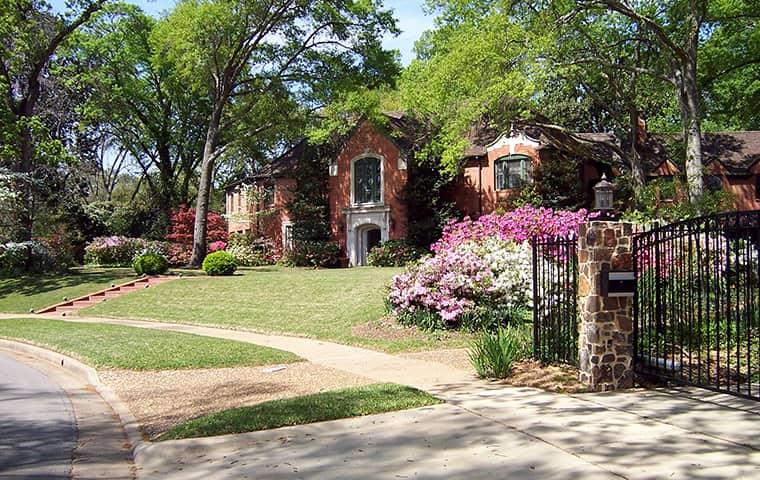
[2,314,759,479]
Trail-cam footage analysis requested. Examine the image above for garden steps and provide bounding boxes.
[35,276,176,316]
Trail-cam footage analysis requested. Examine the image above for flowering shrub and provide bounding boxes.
[84,236,167,266]
[165,243,192,266]
[388,206,595,331]
[367,239,425,267]
[0,241,57,277]
[208,241,227,252]
[432,206,594,253]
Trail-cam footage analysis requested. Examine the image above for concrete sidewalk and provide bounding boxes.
[3,314,759,478]
[24,313,477,390]
[137,384,760,479]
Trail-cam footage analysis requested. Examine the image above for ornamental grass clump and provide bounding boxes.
[468,324,531,379]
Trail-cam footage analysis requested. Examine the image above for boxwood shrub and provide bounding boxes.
[202,251,237,276]
[133,252,169,275]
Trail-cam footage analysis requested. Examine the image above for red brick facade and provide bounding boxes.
[328,121,408,265]
[225,123,760,266]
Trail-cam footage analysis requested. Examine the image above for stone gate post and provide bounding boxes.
[577,221,635,391]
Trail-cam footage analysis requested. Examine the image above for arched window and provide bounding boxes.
[495,155,532,190]
[353,157,381,204]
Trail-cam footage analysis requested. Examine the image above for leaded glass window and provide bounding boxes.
[354,157,381,204]
[495,155,532,190]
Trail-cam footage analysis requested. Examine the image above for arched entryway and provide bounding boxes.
[356,224,382,266]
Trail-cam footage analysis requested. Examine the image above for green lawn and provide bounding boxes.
[158,383,442,440]
[0,267,137,313]
[82,266,470,352]
[0,318,300,370]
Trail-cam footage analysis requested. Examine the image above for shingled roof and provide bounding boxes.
[642,131,760,176]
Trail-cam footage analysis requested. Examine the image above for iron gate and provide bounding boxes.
[532,234,578,365]
[633,210,760,400]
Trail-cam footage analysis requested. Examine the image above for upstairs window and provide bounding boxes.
[354,157,381,204]
[495,155,532,190]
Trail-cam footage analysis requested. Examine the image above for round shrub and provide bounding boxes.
[202,251,237,276]
[133,252,169,275]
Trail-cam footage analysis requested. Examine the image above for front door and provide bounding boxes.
[358,226,382,265]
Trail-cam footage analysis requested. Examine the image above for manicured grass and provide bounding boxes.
[0,318,300,370]
[158,383,442,440]
[0,268,137,313]
[82,266,470,352]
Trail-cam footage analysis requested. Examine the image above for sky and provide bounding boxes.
[49,0,435,65]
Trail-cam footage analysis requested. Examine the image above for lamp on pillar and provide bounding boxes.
[593,173,615,219]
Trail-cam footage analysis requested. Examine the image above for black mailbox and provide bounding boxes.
[601,270,635,297]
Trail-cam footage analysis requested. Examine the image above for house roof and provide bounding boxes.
[641,131,760,176]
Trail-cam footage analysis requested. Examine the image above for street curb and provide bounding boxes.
[0,338,148,461]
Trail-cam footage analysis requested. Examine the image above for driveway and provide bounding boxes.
[137,383,760,480]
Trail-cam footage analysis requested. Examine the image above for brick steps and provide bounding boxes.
[35,276,177,316]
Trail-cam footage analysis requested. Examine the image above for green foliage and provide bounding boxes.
[158,384,441,440]
[622,178,735,224]
[468,324,531,379]
[400,8,536,174]
[402,155,458,249]
[396,307,447,332]
[0,317,300,370]
[459,304,531,334]
[367,239,425,267]
[133,252,169,275]
[285,142,335,244]
[201,250,237,276]
[284,240,340,268]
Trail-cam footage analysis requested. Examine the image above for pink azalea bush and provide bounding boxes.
[85,236,166,266]
[208,240,228,252]
[432,206,594,253]
[388,206,595,329]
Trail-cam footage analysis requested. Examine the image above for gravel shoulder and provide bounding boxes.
[100,363,374,439]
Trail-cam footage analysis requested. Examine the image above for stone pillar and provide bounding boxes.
[578,221,635,391]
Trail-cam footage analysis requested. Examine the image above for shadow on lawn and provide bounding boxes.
[0,269,135,299]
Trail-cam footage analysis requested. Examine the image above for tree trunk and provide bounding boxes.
[189,107,222,267]
[681,61,703,204]
[629,109,645,191]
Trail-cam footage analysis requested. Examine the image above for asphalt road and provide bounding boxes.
[0,352,76,479]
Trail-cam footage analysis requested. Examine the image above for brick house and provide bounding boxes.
[642,131,760,210]
[224,114,760,265]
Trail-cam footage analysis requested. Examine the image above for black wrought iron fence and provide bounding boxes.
[532,234,579,365]
[634,210,760,400]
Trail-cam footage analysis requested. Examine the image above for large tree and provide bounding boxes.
[404,0,760,203]
[0,0,109,240]
[154,0,399,266]
[71,5,210,220]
